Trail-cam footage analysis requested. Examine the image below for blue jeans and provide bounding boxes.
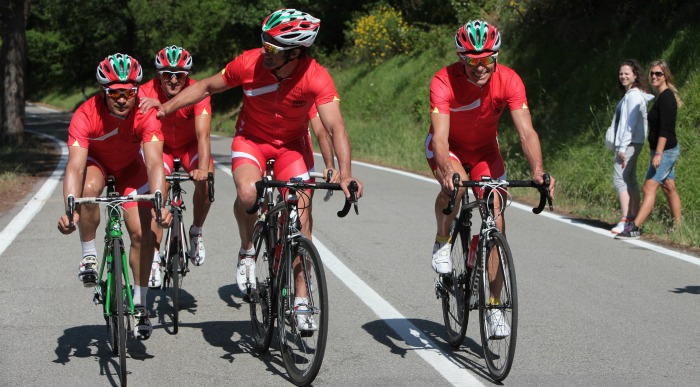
[645,144,680,183]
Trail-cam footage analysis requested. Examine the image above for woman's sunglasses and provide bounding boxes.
[650,71,665,78]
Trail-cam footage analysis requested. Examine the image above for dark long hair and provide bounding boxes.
[617,58,648,93]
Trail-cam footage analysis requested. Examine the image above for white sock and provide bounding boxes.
[239,247,255,259]
[81,240,97,258]
[153,250,160,264]
[133,286,148,307]
[294,297,309,308]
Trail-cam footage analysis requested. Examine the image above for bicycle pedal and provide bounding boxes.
[81,274,97,288]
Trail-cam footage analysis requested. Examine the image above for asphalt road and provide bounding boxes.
[1,104,699,386]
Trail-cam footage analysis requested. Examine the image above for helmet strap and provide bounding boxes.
[271,49,300,79]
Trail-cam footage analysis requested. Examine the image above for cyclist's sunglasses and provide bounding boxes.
[159,70,189,79]
[103,87,138,100]
[460,53,498,67]
[261,35,293,55]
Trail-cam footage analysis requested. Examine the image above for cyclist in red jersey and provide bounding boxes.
[139,9,363,328]
[426,20,555,338]
[139,45,214,288]
[57,53,171,340]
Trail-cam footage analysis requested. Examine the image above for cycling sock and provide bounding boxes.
[133,285,148,307]
[238,247,255,259]
[152,250,160,264]
[294,297,309,307]
[81,239,97,258]
[189,225,202,236]
[435,234,451,244]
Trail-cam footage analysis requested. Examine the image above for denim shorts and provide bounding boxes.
[646,144,680,183]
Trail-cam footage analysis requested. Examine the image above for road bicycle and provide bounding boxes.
[245,160,359,386]
[67,177,163,387]
[435,171,552,382]
[157,158,214,333]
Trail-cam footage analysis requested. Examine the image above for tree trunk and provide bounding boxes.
[0,0,30,146]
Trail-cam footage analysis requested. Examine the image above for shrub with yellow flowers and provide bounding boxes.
[346,4,411,66]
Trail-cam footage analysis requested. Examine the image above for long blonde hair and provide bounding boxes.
[648,59,683,108]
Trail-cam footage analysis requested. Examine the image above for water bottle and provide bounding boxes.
[468,235,478,268]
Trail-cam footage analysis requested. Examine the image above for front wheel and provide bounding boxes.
[250,220,274,353]
[277,237,328,386]
[440,223,469,348]
[111,239,128,386]
[478,231,517,382]
[167,213,183,334]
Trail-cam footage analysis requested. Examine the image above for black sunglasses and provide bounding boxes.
[650,71,664,78]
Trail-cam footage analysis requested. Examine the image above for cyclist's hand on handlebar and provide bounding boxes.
[153,207,173,228]
[340,176,363,200]
[57,213,78,235]
[323,167,340,183]
[440,168,457,195]
[189,168,209,182]
[532,172,555,200]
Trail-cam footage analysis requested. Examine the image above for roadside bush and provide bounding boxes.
[346,4,411,66]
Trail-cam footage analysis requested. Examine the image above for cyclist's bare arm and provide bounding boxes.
[430,111,458,193]
[310,115,338,183]
[140,72,231,117]
[510,108,555,197]
[316,101,363,198]
[143,140,172,227]
[193,113,213,181]
[58,146,88,234]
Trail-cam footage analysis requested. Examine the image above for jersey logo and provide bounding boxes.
[522,102,529,109]
[333,96,340,102]
[150,135,160,142]
[432,107,440,114]
[201,108,210,115]
[71,140,80,147]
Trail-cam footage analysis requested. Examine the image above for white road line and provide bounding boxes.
[352,160,700,266]
[314,238,484,387]
[0,130,68,257]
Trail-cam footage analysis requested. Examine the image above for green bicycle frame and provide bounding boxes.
[95,201,135,317]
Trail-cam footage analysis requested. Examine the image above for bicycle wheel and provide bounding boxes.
[277,237,328,386]
[440,220,470,347]
[478,231,517,382]
[250,220,274,352]
[168,211,182,334]
[111,239,128,386]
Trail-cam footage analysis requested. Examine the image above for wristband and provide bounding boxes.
[654,152,663,156]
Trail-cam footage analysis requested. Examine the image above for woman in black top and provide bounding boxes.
[616,60,682,239]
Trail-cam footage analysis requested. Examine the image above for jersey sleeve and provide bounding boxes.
[67,104,92,148]
[194,95,212,117]
[310,66,339,106]
[221,54,246,89]
[430,69,452,114]
[504,70,529,111]
[139,108,164,143]
[308,104,319,120]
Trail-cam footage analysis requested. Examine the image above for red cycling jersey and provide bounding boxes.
[429,62,528,151]
[68,95,163,171]
[221,49,339,146]
[139,77,211,149]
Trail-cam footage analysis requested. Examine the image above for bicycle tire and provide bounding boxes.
[112,238,128,386]
[441,219,470,347]
[277,237,328,386]
[169,210,182,334]
[478,231,517,382]
[250,220,274,352]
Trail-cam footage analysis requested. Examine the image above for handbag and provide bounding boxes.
[605,124,617,151]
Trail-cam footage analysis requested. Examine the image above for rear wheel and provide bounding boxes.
[111,239,128,386]
[277,237,327,386]
[478,231,517,382]
[441,222,469,347]
[250,220,274,352]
